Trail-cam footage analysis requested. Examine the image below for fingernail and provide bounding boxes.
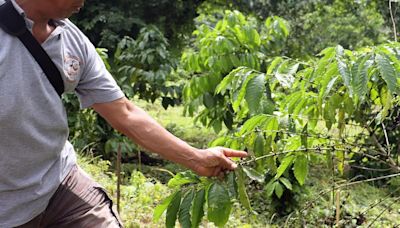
[231,163,237,169]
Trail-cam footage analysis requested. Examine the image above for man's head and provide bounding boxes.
[16,0,84,20]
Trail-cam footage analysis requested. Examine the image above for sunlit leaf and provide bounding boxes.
[153,191,178,222]
[279,177,293,190]
[294,155,308,185]
[207,183,232,227]
[245,73,266,114]
[191,189,205,228]
[275,155,295,179]
[179,189,195,228]
[242,166,265,183]
[166,190,182,228]
[274,182,284,198]
[168,171,200,188]
[236,168,252,210]
[376,54,399,94]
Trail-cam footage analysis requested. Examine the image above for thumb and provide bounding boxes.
[219,155,238,170]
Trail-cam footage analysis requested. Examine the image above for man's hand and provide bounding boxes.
[189,147,247,177]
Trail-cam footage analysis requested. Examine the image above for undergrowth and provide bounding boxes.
[76,101,400,227]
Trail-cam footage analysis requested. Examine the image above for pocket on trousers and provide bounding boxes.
[94,186,124,228]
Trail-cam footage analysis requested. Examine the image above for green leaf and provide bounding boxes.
[179,189,195,228]
[232,71,255,112]
[286,91,303,114]
[275,61,298,88]
[239,114,269,134]
[351,55,370,102]
[279,177,293,190]
[376,87,392,124]
[275,155,295,179]
[376,54,398,94]
[253,133,265,157]
[301,123,308,149]
[236,168,252,210]
[263,117,279,139]
[166,190,182,228]
[274,182,284,198]
[265,180,276,197]
[326,150,333,170]
[267,57,283,75]
[336,150,345,175]
[337,57,352,95]
[168,171,200,188]
[153,191,178,222]
[203,93,216,108]
[215,67,239,94]
[191,189,206,228]
[210,136,229,147]
[212,120,222,133]
[207,183,233,227]
[294,155,308,185]
[245,73,266,114]
[226,172,238,198]
[242,166,264,183]
[322,76,339,99]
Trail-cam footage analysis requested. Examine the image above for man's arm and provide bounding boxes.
[92,97,247,177]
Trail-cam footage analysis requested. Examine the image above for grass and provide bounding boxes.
[78,153,400,227]
[132,98,217,149]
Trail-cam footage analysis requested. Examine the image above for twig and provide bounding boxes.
[337,173,400,189]
[381,123,391,157]
[282,56,311,66]
[360,186,400,216]
[389,0,398,42]
[369,131,400,172]
[138,148,142,172]
[116,144,122,213]
[239,147,339,165]
[370,133,387,156]
[349,165,392,172]
[367,195,400,227]
[152,167,175,177]
[239,145,399,172]
[297,173,400,217]
[335,190,341,227]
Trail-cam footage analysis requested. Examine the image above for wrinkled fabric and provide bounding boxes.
[17,165,123,228]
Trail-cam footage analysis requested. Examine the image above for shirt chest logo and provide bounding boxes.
[64,54,82,83]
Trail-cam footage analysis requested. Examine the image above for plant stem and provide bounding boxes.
[116,144,122,213]
[389,0,398,42]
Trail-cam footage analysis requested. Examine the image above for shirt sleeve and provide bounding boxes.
[75,37,125,109]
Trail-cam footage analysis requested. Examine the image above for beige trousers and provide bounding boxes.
[16,165,123,228]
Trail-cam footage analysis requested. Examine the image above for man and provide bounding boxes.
[0,0,247,227]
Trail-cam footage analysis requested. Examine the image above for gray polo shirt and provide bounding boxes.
[0,1,124,226]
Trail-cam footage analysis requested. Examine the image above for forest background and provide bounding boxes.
[67,0,400,227]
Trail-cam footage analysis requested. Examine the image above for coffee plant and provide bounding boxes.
[154,10,400,227]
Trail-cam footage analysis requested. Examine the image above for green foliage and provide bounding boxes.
[236,168,252,210]
[71,0,202,52]
[182,11,289,132]
[191,189,205,228]
[207,182,233,227]
[79,153,400,227]
[166,190,181,228]
[161,36,400,225]
[153,171,250,227]
[114,26,182,108]
[67,2,400,226]
[226,0,390,57]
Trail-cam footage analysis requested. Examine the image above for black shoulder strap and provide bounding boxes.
[0,0,64,97]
